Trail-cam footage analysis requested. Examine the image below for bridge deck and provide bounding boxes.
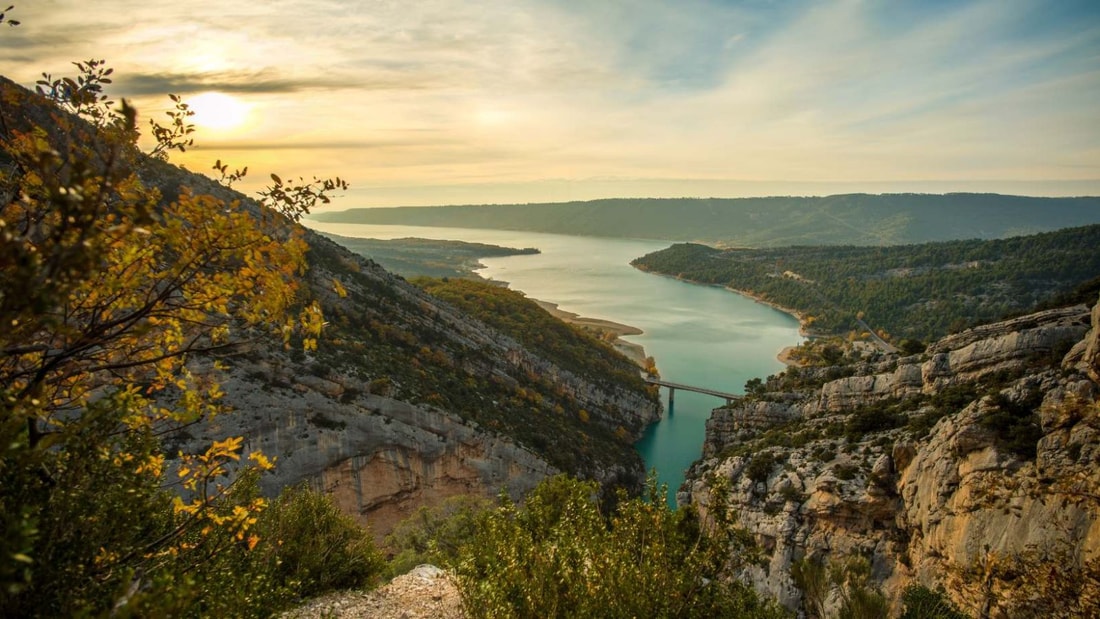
[644,377,742,401]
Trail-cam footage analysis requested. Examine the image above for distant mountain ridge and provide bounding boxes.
[312,193,1100,246]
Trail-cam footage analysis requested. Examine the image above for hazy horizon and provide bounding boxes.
[3,1,1098,209]
[319,179,1100,210]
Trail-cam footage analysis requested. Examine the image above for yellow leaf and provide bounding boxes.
[332,278,348,298]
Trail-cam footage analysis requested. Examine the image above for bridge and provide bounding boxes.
[643,377,742,413]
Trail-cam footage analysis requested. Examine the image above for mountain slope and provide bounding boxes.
[164,202,660,536]
[0,75,660,538]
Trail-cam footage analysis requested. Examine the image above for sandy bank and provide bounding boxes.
[534,300,643,337]
[533,300,649,367]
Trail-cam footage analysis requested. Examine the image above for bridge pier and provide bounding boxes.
[667,387,675,415]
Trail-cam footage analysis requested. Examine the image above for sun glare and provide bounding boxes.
[186,92,249,131]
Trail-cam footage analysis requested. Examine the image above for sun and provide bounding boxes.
[186,92,249,131]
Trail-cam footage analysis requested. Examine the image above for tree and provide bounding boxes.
[0,46,352,615]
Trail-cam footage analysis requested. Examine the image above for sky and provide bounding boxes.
[2,0,1099,208]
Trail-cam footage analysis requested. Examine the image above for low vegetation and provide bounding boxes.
[414,277,648,394]
[388,474,787,618]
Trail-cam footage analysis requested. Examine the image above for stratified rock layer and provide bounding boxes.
[683,301,1100,617]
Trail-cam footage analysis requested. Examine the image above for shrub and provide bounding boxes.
[385,495,492,576]
[308,412,347,431]
[834,463,860,481]
[832,555,888,619]
[454,475,785,619]
[745,452,779,485]
[980,391,1044,460]
[900,584,970,619]
[257,485,386,599]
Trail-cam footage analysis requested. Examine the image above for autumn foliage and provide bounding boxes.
[0,48,377,616]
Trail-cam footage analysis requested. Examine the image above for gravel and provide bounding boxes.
[282,565,464,619]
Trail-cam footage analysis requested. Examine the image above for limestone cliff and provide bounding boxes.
[142,176,659,540]
[682,301,1100,617]
[167,230,660,538]
[175,364,558,539]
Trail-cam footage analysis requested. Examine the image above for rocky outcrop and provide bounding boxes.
[703,400,801,457]
[162,190,658,540]
[174,363,558,539]
[897,381,1100,614]
[819,363,924,412]
[922,305,1090,389]
[683,300,1100,617]
[1078,300,1100,384]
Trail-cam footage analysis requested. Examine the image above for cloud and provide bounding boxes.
[112,68,433,96]
[4,0,1097,205]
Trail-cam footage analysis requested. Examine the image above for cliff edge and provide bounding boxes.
[683,298,1100,617]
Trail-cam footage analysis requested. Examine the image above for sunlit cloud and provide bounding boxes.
[1,0,1097,205]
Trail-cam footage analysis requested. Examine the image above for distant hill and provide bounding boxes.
[632,224,1100,342]
[311,194,1100,246]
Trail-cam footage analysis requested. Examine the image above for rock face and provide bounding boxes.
[683,301,1100,617]
[166,206,659,541]
[172,233,660,537]
[184,369,558,538]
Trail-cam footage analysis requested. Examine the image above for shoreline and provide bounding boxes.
[631,266,807,367]
[532,300,649,368]
[722,287,809,367]
[480,276,649,367]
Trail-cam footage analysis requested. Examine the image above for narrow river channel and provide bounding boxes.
[306,222,804,503]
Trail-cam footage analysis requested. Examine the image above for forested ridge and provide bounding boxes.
[301,234,657,479]
[313,193,1100,246]
[632,224,1100,342]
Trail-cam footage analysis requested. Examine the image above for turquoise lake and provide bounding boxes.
[306,222,803,502]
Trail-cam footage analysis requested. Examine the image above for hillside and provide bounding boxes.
[681,299,1100,616]
[632,226,1100,342]
[0,74,659,538]
[312,194,1100,246]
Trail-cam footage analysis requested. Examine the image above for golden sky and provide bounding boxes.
[3,0,1099,208]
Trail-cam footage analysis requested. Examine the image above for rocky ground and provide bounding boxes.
[282,565,463,619]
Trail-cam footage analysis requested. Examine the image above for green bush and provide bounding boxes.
[454,475,786,619]
[259,485,386,599]
[980,392,1044,460]
[746,452,779,485]
[385,495,491,576]
[900,584,970,619]
[834,463,860,481]
[832,555,888,619]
